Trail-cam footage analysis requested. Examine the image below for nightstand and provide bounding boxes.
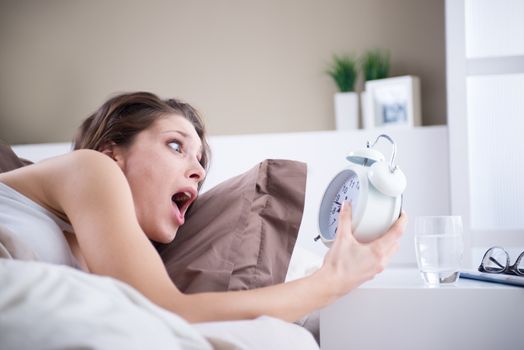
[320,268,524,350]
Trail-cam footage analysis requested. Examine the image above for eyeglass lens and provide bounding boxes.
[481,247,508,273]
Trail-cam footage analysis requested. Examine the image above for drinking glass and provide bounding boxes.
[414,216,464,286]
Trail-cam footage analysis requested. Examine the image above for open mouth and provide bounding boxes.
[171,190,195,220]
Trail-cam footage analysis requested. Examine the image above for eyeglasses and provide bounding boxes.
[478,246,524,276]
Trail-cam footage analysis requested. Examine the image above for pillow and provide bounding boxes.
[157,159,307,293]
[0,140,32,173]
[0,141,307,293]
[0,141,37,260]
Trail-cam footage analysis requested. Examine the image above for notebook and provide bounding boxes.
[460,270,524,287]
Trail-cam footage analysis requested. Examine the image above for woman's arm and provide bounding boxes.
[179,203,405,322]
[39,150,184,310]
[39,150,405,323]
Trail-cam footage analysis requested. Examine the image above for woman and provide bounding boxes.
[0,91,406,323]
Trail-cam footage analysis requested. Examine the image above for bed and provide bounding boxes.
[2,127,449,349]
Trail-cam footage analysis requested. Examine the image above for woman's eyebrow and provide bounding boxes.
[161,130,189,138]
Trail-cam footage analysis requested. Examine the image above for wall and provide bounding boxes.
[0,0,446,144]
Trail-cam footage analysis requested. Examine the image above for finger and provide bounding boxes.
[333,201,356,245]
[373,211,407,250]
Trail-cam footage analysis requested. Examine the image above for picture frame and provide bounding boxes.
[362,76,421,129]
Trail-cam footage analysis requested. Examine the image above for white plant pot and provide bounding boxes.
[360,91,370,129]
[334,92,359,130]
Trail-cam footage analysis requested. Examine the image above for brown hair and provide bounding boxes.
[74,92,211,177]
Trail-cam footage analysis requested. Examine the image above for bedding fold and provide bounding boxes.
[0,259,319,350]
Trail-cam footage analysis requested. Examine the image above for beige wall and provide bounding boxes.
[0,0,445,144]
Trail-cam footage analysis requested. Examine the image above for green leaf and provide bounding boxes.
[326,54,358,92]
[361,49,390,81]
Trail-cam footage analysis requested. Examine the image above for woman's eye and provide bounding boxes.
[168,141,182,153]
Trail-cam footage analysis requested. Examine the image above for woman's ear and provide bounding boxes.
[100,142,116,160]
[100,142,126,168]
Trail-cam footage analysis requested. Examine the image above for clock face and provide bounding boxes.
[326,174,360,240]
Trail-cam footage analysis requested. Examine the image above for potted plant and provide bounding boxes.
[360,49,390,128]
[361,49,390,82]
[327,54,359,130]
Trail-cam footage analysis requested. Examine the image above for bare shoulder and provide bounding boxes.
[48,149,122,175]
[0,149,121,181]
[35,149,123,183]
[0,150,130,218]
[41,150,131,207]
[24,150,127,194]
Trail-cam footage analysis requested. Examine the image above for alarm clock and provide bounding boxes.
[316,134,406,246]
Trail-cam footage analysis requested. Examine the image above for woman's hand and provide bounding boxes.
[319,201,407,298]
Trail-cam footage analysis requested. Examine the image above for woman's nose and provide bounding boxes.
[188,158,206,182]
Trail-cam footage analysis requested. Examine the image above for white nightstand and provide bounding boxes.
[320,268,524,350]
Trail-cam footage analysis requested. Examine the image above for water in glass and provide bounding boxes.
[414,216,463,286]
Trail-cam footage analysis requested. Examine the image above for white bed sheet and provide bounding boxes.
[0,259,318,350]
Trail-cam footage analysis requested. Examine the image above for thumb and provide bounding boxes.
[333,201,357,245]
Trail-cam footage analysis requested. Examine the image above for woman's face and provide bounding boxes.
[112,114,206,243]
